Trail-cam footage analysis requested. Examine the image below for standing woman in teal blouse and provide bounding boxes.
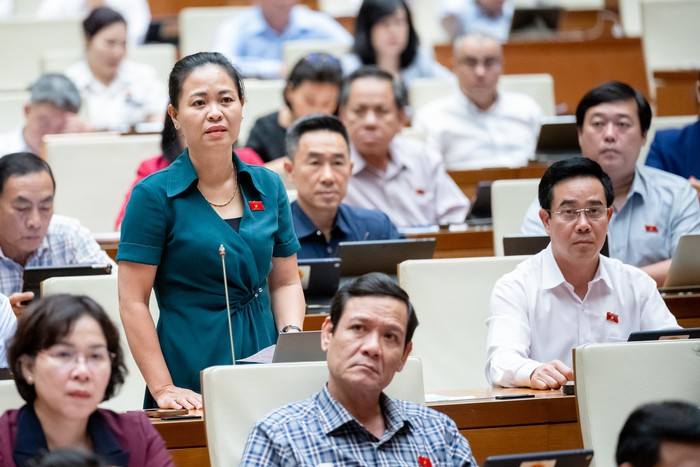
[117,52,305,409]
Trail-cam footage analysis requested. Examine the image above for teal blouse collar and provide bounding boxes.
[166,149,269,198]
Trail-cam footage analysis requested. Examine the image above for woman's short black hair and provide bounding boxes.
[284,53,343,111]
[168,52,245,110]
[352,0,419,70]
[82,7,126,41]
[8,294,127,404]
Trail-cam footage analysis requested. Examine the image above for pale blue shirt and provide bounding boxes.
[439,0,514,42]
[213,6,352,79]
[0,294,16,367]
[520,166,700,268]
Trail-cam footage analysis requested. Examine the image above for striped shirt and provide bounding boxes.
[241,385,476,466]
[0,215,113,295]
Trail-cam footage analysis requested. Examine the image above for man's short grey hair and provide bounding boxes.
[452,32,503,57]
[29,73,81,113]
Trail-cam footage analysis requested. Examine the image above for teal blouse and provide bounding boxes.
[117,150,299,404]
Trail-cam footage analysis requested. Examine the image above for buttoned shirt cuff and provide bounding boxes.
[514,361,542,388]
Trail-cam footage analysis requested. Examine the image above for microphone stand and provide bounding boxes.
[219,244,236,365]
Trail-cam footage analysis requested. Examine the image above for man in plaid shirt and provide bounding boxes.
[241,273,476,466]
[0,153,112,317]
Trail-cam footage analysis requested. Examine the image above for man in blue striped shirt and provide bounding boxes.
[241,273,476,466]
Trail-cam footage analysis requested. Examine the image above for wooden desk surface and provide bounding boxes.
[448,164,548,200]
[653,69,700,117]
[661,291,700,328]
[152,388,581,467]
[407,227,495,258]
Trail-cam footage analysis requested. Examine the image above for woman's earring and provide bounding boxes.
[26,374,33,384]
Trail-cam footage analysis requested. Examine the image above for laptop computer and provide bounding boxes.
[484,449,593,467]
[298,258,341,313]
[466,181,492,226]
[663,234,700,288]
[337,238,437,277]
[535,116,581,162]
[22,263,113,300]
[271,331,326,363]
[503,235,609,257]
[509,7,563,39]
[628,327,700,342]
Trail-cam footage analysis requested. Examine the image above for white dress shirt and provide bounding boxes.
[486,245,679,388]
[344,136,470,227]
[412,91,542,170]
[65,60,167,131]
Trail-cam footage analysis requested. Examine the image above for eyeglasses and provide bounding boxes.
[40,348,115,371]
[547,206,610,222]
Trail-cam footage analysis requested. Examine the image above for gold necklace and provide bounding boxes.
[202,165,238,208]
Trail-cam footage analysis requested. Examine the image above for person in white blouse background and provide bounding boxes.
[64,7,167,131]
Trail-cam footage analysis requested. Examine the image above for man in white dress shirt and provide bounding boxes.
[485,157,678,389]
[412,33,541,170]
[339,66,469,227]
[0,74,88,158]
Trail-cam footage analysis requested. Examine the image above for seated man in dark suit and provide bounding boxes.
[645,74,700,200]
[284,114,401,259]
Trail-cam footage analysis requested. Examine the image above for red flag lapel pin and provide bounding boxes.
[248,201,264,211]
[418,456,433,467]
[606,311,619,324]
[645,225,658,233]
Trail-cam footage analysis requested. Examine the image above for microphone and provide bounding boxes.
[220,244,236,365]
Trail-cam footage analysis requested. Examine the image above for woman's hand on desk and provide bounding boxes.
[153,384,203,410]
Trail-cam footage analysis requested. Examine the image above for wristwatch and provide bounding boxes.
[281,325,302,333]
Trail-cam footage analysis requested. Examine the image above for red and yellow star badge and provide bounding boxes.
[645,225,658,233]
[606,311,619,323]
[248,201,264,211]
[418,456,433,467]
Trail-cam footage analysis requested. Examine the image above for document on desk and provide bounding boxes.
[424,393,476,403]
[236,345,275,364]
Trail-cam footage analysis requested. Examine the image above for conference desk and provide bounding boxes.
[660,290,700,328]
[98,227,497,261]
[151,388,581,467]
[448,164,548,200]
[406,226,495,258]
[653,69,700,117]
